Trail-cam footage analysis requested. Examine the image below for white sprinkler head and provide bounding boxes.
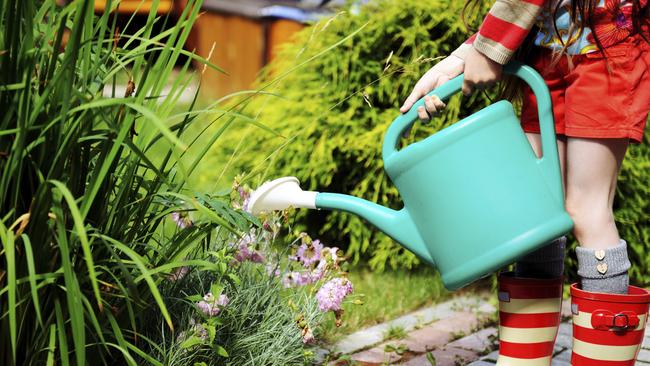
[248,177,318,215]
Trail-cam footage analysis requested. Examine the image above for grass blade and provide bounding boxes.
[50,180,103,312]
[99,235,174,332]
[20,234,43,328]
[0,220,17,361]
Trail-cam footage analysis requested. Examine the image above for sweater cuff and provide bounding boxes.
[472,34,515,65]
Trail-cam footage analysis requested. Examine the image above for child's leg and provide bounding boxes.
[565,137,631,294]
[514,133,567,279]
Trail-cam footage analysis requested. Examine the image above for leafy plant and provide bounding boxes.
[0,0,264,364]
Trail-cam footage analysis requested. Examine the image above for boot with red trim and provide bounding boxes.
[570,283,650,365]
[496,272,564,366]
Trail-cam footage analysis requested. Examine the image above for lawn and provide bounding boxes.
[318,267,450,343]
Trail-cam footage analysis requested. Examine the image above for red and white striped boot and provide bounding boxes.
[570,283,650,365]
[496,272,563,366]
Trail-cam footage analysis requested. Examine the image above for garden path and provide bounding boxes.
[327,296,650,366]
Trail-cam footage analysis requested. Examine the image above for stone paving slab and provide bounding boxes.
[333,295,494,355]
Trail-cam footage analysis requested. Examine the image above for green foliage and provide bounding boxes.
[0,0,267,364]
[203,0,493,271]
[140,260,322,366]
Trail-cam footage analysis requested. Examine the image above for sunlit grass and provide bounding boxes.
[318,267,449,343]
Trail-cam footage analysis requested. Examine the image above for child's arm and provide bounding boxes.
[458,0,544,65]
[401,0,544,117]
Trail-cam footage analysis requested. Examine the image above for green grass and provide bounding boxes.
[383,325,408,341]
[318,267,449,343]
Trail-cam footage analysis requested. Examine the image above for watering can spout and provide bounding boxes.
[249,177,434,266]
[315,193,434,266]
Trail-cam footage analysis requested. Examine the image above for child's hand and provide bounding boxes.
[400,55,464,121]
[462,46,502,95]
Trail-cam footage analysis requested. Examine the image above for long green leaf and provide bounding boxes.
[20,234,43,328]
[50,180,103,312]
[99,235,174,332]
[0,220,17,361]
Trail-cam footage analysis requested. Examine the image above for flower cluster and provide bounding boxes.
[223,180,357,344]
[315,277,353,312]
[196,292,230,317]
[232,233,265,264]
[282,236,340,289]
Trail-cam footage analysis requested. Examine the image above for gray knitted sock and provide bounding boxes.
[576,240,630,294]
[515,236,566,279]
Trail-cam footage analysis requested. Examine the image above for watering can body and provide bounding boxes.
[317,62,573,290]
[251,62,574,290]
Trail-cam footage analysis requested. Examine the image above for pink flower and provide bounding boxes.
[316,278,353,312]
[282,272,301,288]
[302,327,315,344]
[250,251,265,263]
[296,240,324,267]
[171,211,193,229]
[311,260,328,282]
[236,186,251,212]
[196,292,229,317]
[234,243,251,263]
[234,242,265,264]
[321,247,340,264]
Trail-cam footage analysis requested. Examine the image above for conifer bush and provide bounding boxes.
[207,0,650,284]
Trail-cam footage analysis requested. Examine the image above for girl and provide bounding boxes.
[401,1,650,365]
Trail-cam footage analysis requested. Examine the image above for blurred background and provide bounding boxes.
[95,0,350,97]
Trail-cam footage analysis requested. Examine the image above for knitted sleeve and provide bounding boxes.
[452,0,545,65]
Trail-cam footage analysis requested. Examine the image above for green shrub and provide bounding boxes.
[203,0,493,271]
[204,0,650,284]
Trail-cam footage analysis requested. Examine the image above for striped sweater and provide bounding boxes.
[452,0,649,64]
[453,0,545,64]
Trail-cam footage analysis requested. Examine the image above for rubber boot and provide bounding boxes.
[570,283,650,365]
[496,272,563,366]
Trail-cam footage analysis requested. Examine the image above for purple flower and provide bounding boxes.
[296,239,324,267]
[237,186,251,212]
[250,251,265,263]
[315,278,353,312]
[282,270,321,288]
[234,243,251,263]
[311,260,328,282]
[196,292,229,317]
[171,211,193,229]
[320,247,340,264]
[282,272,301,288]
[234,242,265,264]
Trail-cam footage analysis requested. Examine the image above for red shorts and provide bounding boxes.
[521,35,650,143]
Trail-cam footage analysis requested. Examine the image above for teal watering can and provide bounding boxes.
[249,62,574,290]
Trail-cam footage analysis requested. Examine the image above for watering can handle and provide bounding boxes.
[382,61,564,202]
